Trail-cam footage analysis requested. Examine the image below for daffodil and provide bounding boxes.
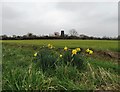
[76,48,81,52]
[72,49,77,55]
[64,46,68,51]
[48,44,51,47]
[60,54,62,58]
[89,50,93,55]
[48,44,53,49]
[34,52,37,57]
[50,45,53,49]
[86,48,90,53]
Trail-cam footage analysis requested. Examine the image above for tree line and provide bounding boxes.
[0,29,119,40]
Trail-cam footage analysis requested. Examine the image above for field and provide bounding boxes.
[1,40,120,91]
[1,40,119,51]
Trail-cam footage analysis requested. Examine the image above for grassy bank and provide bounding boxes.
[2,43,120,91]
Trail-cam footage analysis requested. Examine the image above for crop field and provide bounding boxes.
[1,40,120,91]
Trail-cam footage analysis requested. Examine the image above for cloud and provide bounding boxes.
[2,2,118,37]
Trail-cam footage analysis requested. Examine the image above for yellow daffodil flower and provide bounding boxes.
[76,48,81,52]
[48,44,53,49]
[50,45,53,49]
[48,44,51,47]
[64,46,68,51]
[86,48,90,53]
[89,50,93,55]
[60,54,62,58]
[34,52,37,57]
[72,49,77,55]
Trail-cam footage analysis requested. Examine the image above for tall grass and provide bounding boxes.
[2,61,119,90]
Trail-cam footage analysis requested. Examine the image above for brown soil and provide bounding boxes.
[93,50,120,60]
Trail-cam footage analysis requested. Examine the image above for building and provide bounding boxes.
[61,30,64,37]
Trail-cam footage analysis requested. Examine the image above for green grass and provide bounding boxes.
[2,43,120,91]
[85,57,119,74]
[1,40,119,52]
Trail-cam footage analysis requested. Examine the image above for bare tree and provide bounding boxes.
[27,33,33,38]
[69,29,78,36]
[54,32,60,37]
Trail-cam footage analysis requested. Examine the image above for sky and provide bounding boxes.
[1,0,118,37]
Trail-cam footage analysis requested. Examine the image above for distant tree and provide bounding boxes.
[2,35,8,39]
[102,36,110,40]
[69,29,78,36]
[22,35,27,39]
[79,34,89,38]
[27,33,33,38]
[16,36,21,39]
[54,32,60,37]
[12,35,16,38]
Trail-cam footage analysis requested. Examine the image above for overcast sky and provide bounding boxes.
[2,1,118,37]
